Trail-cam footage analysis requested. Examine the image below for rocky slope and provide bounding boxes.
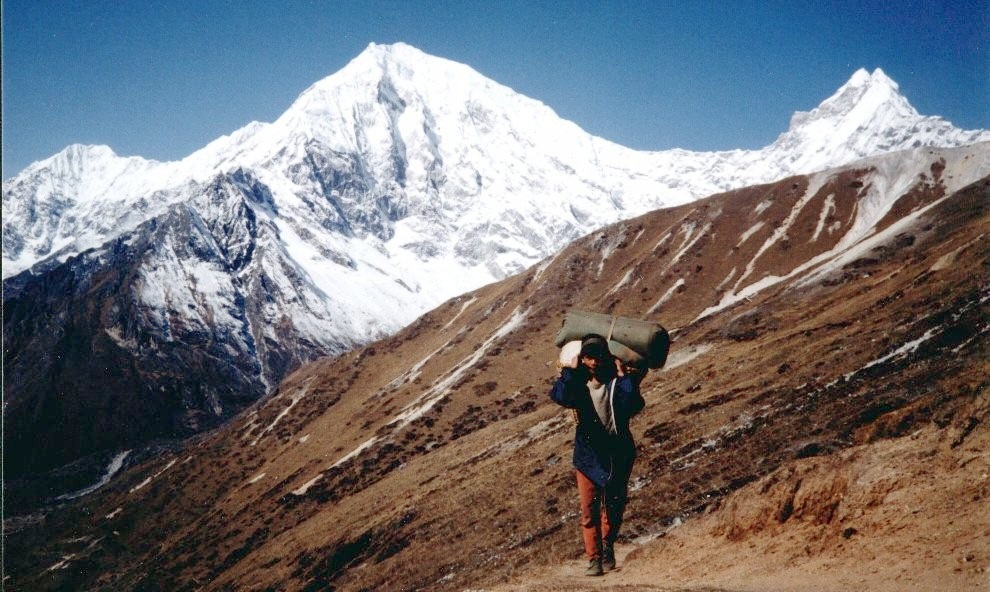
[2,169,335,485]
[4,44,989,497]
[7,142,987,591]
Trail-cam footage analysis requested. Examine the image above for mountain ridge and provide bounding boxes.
[6,45,988,280]
[3,42,989,497]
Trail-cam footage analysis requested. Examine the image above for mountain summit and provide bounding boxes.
[3,43,989,492]
[790,68,913,130]
[770,67,983,172]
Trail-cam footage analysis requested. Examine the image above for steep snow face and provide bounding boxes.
[766,68,990,175]
[4,45,989,351]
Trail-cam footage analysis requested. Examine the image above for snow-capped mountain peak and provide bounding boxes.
[787,67,917,132]
[5,50,989,340]
[18,143,143,198]
[4,44,989,489]
[4,48,988,292]
[767,67,985,175]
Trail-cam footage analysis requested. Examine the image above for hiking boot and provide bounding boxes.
[602,544,616,571]
[584,558,604,576]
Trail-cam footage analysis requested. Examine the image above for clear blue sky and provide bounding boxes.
[3,0,988,177]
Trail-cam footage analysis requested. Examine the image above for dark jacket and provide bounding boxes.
[550,367,645,487]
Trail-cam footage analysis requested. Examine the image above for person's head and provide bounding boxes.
[579,335,611,375]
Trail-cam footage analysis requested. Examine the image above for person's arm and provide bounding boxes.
[550,366,590,408]
[612,374,646,418]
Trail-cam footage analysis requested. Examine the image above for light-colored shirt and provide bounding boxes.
[588,379,617,434]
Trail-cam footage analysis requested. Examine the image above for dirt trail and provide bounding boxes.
[480,421,990,592]
[484,543,730,591]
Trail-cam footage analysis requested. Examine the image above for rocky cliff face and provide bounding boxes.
[7,143,987,591]
[4,43,989,496]
[2,169,363,484]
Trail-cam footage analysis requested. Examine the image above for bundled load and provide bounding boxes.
[554,310,670,369]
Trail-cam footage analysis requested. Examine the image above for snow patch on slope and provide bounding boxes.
[325,306,529,476]
[56,451,132,501]
[697,143,990,320]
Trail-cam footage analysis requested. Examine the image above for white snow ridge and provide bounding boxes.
[3,43,988,428]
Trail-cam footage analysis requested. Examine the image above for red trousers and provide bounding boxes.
[575,469,628,560]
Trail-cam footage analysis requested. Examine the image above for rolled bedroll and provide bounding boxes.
[554,310,670,368]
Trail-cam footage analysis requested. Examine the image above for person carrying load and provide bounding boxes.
[549,312,668,576]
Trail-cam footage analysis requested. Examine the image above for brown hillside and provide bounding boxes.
[7,145,988,591]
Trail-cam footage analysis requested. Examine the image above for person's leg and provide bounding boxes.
[602,466,631,570]
[575,470,603,561]
[602,483,628,545]
[600,490,613,544]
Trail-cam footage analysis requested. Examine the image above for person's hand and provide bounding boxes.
[622,361,649,381]
[615,357,625,376]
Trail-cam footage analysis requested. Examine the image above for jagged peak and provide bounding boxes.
[844,67,898,91]
[43,143,167,172]
[829,67,904,107]
[787,68,917,132]
[845,67,872,87]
